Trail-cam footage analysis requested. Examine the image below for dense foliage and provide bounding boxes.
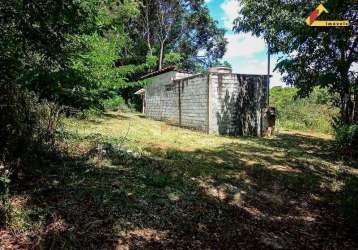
[1,0,98,181]
[7,0,153,110]
[270,86,338,133]
[334,124,358,154]
[0,85,61,173]
[234,0,357,125]
[131,0,227,71]
[1,0,226,110]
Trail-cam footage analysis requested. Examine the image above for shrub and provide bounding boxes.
[0,84,62,176]
[0,172,11,226]
[333,124,358,155]
[103,96,126,111]
[277,99,336,133]
[0,84,64,225]
[270,86,338,133]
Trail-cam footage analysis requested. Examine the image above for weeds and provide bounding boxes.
[0,171,11,226]
[271,87,339,134]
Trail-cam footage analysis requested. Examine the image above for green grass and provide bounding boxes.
[2,111,358,249]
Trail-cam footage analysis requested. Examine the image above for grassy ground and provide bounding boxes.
[2,112,358,249]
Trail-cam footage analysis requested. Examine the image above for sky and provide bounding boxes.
[205,0,357,88]
[205,0,285,87]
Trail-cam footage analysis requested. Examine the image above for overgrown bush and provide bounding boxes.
[103,96,126,111]
[0,84,63,225]
[0,84,62,177]
[333,124,358,156]
[270,87,338,133]
[277,99,337,133]
[0,170,11,226]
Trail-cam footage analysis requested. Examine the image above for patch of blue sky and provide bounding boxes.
[205,0,285,87]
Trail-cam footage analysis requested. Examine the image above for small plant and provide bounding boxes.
[0,167,11,226]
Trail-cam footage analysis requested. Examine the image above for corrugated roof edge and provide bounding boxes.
[209,73,273,77]
[139,66,190,80]
[173,72,272,82]
[173,73,206,82]
[140,66,273,81]
[139,66,176,80]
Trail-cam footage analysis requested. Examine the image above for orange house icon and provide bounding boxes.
[305,4,349,27]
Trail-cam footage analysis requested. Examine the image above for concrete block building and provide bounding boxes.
[138,66,269,136]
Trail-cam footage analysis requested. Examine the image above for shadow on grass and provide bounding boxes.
[79,112,130,125]
[256,132,357,165]
[102,112,130,120]
[7,132,357,249]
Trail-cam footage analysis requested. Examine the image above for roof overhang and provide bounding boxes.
[134,88,145,95]
[139,66,177,80]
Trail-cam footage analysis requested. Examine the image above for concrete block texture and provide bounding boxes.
[144,71,268,136]
[210,74,269,136]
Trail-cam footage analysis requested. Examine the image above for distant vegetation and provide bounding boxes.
[270,86,339,134]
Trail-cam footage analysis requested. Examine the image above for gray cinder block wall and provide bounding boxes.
[209,73,269,136]
[143,68,268,136]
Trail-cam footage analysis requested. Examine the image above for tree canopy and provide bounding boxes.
[131,0,227,71]
[234,0,357,124]
[1,0,227,109]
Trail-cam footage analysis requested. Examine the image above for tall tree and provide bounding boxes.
[133,0,227,71]
[155,0,181,70]
[234,0,357,124]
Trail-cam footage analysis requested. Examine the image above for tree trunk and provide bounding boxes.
[158,41,164,70]
[340,92,358,125]
[339,64,357,125]
[352,95,357,123]
[144,2,152,53]
[342,93,351,124]
[147,35,152,53]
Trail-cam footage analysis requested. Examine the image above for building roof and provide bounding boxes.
[139,65,272,81]
[139,66,176,80]
[134,88,145,95]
